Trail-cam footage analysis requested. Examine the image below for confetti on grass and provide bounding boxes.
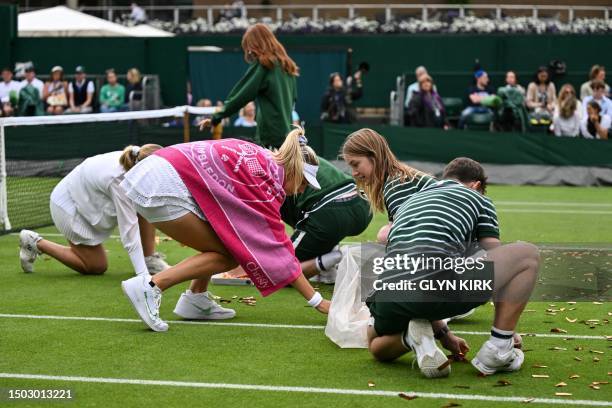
[532,375,550,378]
[555,392,572,397]
[367,381,375,388]
[398,393,418,401]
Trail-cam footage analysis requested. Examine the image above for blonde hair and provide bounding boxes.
[557,84,577,119]
[341,128,422,213]
[271,126,319,195]
[127,68,142,84]
[119,143,163,171]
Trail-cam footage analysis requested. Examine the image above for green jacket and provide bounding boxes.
[281,157,356,228]
[99,84,126,108]
[213,62,297,148]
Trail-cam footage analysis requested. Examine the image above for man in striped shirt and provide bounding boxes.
[367,158,540,378]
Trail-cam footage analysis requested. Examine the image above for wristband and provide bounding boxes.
[434,326,450,340]
[307,291,323,308]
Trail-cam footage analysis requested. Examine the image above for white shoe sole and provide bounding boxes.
[408,319,451,378]
[471,348,525,376]
[173,295,236,320]
[121,280,168,332]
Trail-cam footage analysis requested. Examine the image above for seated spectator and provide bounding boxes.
[0,67,21,117]
[216,100,230,126]
[192,98,213,126]
[43,66,69,115]
[18,66,44,116]
[130,3,147,23]
[126,67,143,110]
[526,66,556,123]
[581,100,610,139]
[501,70,525,97]
[234,101,257,127]
[582,80,612,118]
[320,72,362,124]
[405,66,436,108]
[291,109,301,126]
[66,65,94,114]
[458,70,496,129]
[99,69,126,113]
[406,74,448,129]
[580,65,610,100]
[553,84,581,137]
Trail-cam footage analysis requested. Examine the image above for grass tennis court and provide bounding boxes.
[1,185,610,407]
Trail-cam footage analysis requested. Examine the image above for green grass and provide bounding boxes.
[0,185,611,407]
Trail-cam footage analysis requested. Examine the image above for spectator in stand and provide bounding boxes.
[580,65,610,100]
[192,98,213,126]
[553,84,581,137]
[405,66,436,108]
[99,69,126,113]
[582,80,612,118]
[126,68,143,110]
[406,74,448,129]
[43,66,69,115]
[130,3,147,24]
[291,110,301,126]
[215,100,230,127]
[18,66,44,116]
[0,67,21,117]
[320,72,362,124]
[234,101,257,127]
[581,100,610,140]
[526,66,556,122]
[501,70,525,97]
[458,70,495,129]
[67,66,95,114]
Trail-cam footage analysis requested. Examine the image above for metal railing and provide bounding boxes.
[24,4,610,26]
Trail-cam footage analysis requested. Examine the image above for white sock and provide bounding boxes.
[187,290,208,297]
[489,326,514,350]
[316,250,342,272]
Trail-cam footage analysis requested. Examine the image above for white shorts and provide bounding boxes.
[121,155,206,224]
[50,185,110,246]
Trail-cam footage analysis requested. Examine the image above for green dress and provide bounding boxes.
[212,62,297,148]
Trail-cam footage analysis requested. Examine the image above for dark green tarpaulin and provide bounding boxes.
[320,124,612,168]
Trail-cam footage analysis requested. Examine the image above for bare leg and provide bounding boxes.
[148,213,237,292]
[300,259,318,278]
[36,239,108,275]
[138,214,156,257]
[367,325,410,362]
[487,242,540,331]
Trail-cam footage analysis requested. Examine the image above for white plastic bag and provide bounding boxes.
[325,243,385,348]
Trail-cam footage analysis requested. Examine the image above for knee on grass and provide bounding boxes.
[78,263,108,275]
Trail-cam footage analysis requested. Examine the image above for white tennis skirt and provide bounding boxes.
[50,182,110,246]
[121,155,206,223]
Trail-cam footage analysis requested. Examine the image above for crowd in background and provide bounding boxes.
[400,63,610,140]
[0,65,145,118]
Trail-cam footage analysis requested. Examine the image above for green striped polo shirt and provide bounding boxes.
[387,179,499,258]
[383,173,437,222]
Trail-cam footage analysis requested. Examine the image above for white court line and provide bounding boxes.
[496,201,612,208]
[0,373,610,406]
[0,313,608,340]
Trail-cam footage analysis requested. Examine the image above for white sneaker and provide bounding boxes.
[145,252,170,275]
[445,308,476,323]
[121,275,168,332]
[406,319,451,378]
[318,264,337,284]
[471,340,525,376]
[19,230,42,273]
[173,290,236,320]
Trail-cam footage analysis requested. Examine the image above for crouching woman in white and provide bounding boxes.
[19,145,170,276]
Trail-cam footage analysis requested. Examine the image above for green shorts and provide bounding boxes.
[291,195,372,261]
[367,298,486,336]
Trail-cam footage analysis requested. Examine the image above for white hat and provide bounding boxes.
[303,163,321,190]
[51,66,63,73]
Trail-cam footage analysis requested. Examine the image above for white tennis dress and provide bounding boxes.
[49,151,147,276]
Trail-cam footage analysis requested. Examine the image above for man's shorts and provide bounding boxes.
[291,195,372,261]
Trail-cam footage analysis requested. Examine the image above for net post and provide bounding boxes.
[183,110,190,143]
[0,124,11,231]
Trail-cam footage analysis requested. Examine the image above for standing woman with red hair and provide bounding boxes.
[201,24,298,149]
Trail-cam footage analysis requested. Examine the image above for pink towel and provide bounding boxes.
[155,139,301,296]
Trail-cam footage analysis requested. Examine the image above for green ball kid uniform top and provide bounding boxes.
[281,157,357,228]
[212,61,298,149]
[383,173,437,222]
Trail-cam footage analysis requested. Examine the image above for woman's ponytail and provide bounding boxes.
[119,143,163,171]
